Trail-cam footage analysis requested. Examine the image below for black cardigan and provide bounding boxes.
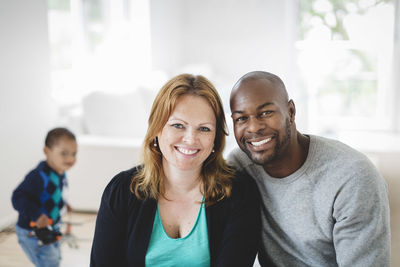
[90,166,261,267]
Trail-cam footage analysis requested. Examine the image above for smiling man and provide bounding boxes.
[228,71,391,267]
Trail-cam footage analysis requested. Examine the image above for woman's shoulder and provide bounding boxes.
[230,167,259,193]
[108,165,140,185]
[217,166,260,205]
[229,167,260,205]
[207,166,260,220]
[102,165,142,200]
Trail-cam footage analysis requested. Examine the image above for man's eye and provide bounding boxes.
[61,151,68,156]
[235,116,247,122]
[199,127,211,132]
[171,124,184,129]
[260,111,273,117]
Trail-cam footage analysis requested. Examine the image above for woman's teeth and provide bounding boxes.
[251,137,272,147]
[177,147,198,155]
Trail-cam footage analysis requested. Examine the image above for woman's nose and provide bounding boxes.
[182,129,196,144]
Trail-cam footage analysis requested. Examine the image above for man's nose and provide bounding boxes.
[247,117,264,133]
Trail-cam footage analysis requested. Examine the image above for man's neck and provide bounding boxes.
[263,132,310,178]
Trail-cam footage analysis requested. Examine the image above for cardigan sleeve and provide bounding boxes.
[214,171,261,267]
[90,170,132,267]
[11,169,44,222]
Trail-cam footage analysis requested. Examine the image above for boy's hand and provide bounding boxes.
[66,203,73,212]
[35,214,50,228]
[30,215,61,245]
[34,227,62,245]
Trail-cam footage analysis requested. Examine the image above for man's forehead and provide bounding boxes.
[232,79,277,101]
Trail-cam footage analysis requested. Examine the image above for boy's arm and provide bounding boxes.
[11,171,44,223]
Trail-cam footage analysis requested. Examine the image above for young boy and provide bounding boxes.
[12,127,78,267]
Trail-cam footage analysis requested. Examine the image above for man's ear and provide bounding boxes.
[288,100,296,123]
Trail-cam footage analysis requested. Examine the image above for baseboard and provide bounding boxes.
[0,213,17,231]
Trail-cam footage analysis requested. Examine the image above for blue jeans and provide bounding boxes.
[15,225,61,267]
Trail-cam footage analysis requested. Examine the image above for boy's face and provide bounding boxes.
[44,137,78,175]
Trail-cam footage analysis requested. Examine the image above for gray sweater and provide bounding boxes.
[228,135,390,267]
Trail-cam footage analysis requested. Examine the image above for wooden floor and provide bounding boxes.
[0,211,398,266]
[0,212,96,267]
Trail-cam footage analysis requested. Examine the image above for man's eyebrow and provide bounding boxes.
[257,102,274,110]
[231,110,243,116]
[232,102,275,116]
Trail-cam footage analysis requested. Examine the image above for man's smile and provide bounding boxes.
[250,137,272,147]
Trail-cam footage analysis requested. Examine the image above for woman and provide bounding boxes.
[90,74,260,267]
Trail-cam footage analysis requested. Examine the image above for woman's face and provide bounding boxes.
[158,94,216,173]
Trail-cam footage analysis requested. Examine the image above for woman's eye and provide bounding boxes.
[61,151,68,156]
[199,127,211,132]
[171,124,184,129]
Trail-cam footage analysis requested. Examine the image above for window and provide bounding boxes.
[47,0,151,105]
[296,0,396,134]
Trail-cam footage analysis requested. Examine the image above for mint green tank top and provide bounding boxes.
[145,202,210,267]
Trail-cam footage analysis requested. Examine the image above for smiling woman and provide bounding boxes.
[158,94,216,174]
[133,74,232,204]
[90,73,262,267]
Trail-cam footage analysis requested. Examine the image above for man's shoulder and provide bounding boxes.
[227,147,254,171]
[310,135,383,185]
[311,134,369,162]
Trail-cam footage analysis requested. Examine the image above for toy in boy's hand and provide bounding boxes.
[29,219,62,245]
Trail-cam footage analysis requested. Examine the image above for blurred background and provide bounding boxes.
[0,0,399,265]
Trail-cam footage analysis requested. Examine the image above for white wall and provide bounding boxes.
[150,0,298,150]
[150,0,185,74]
[150,0,298,112]
[0,0,56,228]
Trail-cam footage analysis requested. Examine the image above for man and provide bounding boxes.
[228,71,390,267]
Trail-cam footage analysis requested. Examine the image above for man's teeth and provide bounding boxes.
[251,138,272,146]
[177,147,197,155]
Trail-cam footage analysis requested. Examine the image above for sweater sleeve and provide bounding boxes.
[90,170,132,267]
[11,170,44,222]
[214,171,261,267]
[332,159,391,267]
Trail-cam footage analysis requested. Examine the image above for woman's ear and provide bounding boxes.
[153,136,158,147]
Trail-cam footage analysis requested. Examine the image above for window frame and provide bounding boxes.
[295,0,399,134]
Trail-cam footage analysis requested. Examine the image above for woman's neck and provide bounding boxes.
[162,161,203,198]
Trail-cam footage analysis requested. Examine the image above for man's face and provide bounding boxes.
[230,79,292,165]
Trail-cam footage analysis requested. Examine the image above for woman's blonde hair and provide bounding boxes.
[130,73,234,205]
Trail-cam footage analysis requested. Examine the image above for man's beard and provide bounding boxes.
[245,118,292,165]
